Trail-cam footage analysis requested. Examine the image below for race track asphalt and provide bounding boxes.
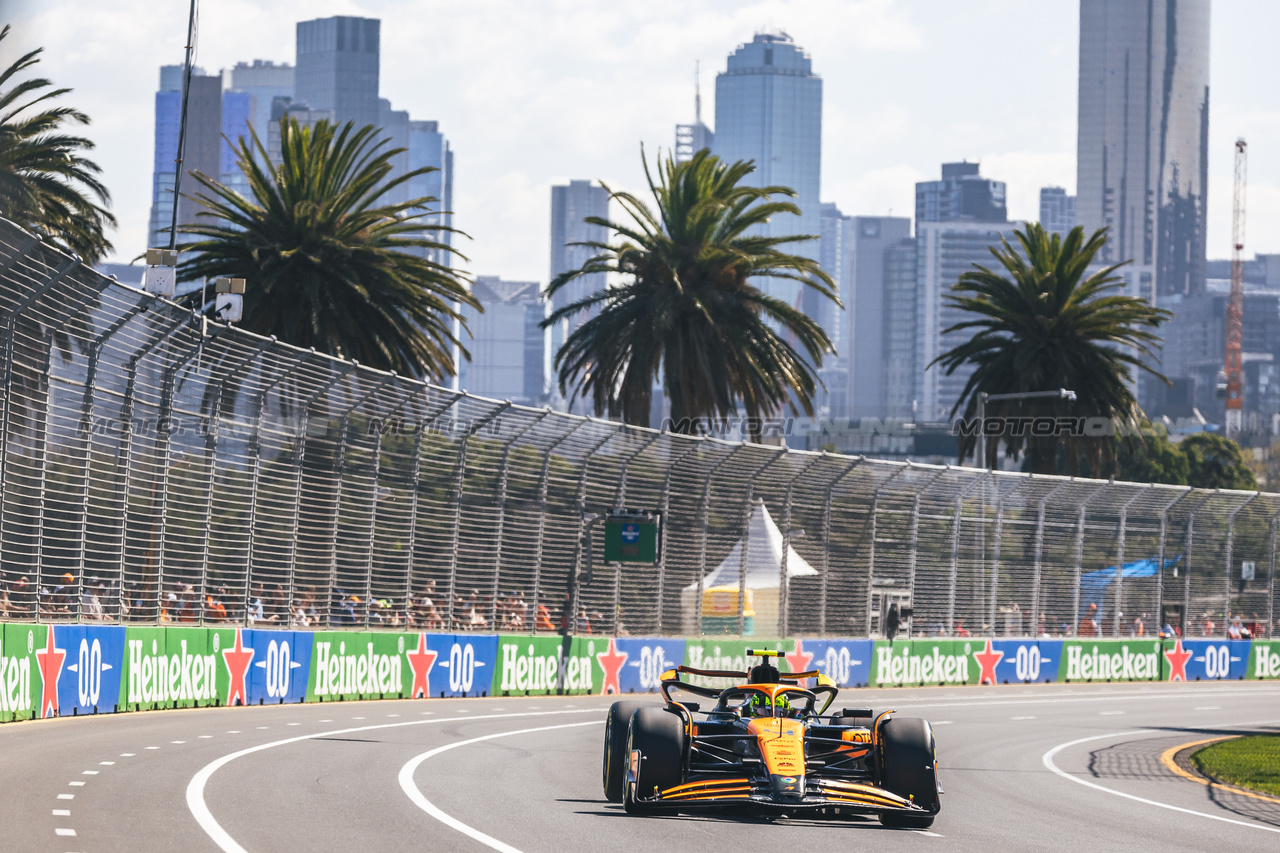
[3,680,1278,852]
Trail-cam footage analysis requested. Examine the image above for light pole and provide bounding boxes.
[975,388,1078,470]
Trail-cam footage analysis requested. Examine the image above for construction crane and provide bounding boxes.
[1222,138,1248,436]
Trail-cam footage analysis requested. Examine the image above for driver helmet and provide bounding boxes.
[775,693,793,716]
[748,693,771,717]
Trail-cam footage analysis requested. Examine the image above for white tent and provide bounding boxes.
[681,499,817,635]
[684,498,818,592]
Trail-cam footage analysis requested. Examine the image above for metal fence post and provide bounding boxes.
[113,312,191,621]
[565,429,618,637]
[151,328,212,619]
[1070,484,1107,636]
[529,420,588,627]
[193,337,274,624]
[819,457,864,637]
[1154,488,1193,637]
[227,348,315,625]
[906,470,946,638]
[1223,492,1259,637]
[401,392,464,616]
[695,445,744,636]
[655,442,698,635]
[274,363,356,626]
[489,411,550,625]
[1029,482,1067,635]
[946,473,987,635]
[988,490,1006,637]
[736,449,787,637]
[443,400,512,629]
[1269,511,1279,642]
[778,454,825,637]
[1112,486,1148,636]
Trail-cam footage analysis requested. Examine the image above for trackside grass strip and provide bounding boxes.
[1191,735,1280,797]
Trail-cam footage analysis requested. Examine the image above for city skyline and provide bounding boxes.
[4,0,1279,284]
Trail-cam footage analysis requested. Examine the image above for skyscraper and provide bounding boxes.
[917,216,1023,422]
[713,32,822,302]
[147,66,222,249]
[295,16,381,130]
[458,277,547,406]
[844,216,912,418]
[915,162,1007,224]
[1039,186,1077,237]
[1076,0,1210,299]
[224,60,295,142]
[882,237,919,419]
[407,120,455,266]
[548,180,610,388]
[675,63,714,162]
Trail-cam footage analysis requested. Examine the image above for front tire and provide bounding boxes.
[877,716,940,829]
[622,706,685,814]
[602,700,648,803]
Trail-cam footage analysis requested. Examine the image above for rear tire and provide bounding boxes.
[602,700,648,803]
[877,716,940,829]
[622,706,685,814]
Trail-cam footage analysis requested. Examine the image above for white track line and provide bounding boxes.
[186,709,600,853]
[1042,728,1280,834]
[398,721,603,853]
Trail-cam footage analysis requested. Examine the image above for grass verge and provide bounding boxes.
[1191,734,1280,797]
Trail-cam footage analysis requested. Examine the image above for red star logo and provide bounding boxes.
[221,630,254,707]
[973,640,1004,685]
[35,627,65,718]
[595,638,628,695]
[785,639,815,685]
[1164,639,1193,682]
[406,634,438,699]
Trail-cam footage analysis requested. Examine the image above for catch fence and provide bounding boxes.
[0,218,1275,640]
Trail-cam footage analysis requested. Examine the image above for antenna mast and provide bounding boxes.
[1223,137,1248,436]
[694,60,701,124]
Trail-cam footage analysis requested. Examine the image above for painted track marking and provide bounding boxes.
[187,709,600,853]
[398,721,603,853]
[1159,737,1280,805]
[1042,728,1280,834]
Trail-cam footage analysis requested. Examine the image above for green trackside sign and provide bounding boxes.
[682,639,797,688]
[1059,640,1162,682]
[496,635,604,695]
[120,626,228,710]
[1247,640,1280,679]
[873,640,978,687]
[603,514,660,563]
[307,631,414,701]
[1,623,42,722]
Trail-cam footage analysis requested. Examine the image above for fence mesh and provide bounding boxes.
[0,218,1275,640]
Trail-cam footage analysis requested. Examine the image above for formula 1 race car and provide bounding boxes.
[601,649,941,828]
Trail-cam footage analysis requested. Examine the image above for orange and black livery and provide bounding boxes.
[601,649,941,828]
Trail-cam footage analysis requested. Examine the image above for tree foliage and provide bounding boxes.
[932,224,1171,475]
[177,118,477,381]
[0,25,115,263]
[1115,428,1256,490]
[543,147,839,434]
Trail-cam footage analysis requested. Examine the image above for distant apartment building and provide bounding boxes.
[1039,187,1076,237]
[917,219,1024,421]
[458,277,546,405]
[295,16,381,129]
[882,237,919,419]
[714,31,823,300]
[147,66,223,249]
[844,216,913,419]
[548,180,610,371]
[915,161,1006,224]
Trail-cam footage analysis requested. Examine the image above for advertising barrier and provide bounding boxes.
[3,624,1278,724]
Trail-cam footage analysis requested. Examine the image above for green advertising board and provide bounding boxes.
[682,638,796,688]
[306,631,415,702]
[495,634,605,695]
[603,514,660,563]
[1,622,42,722]
[1247,640,1280,679]
[1058,640,1162,682]
[872,640,979,687]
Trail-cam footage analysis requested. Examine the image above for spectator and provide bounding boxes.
[953,621,970,638]
[1228,615,1250,640]
[248,583,266,625]
[11,576,33,617]
[1202,613,1216,637]
[1131,615,1144,637]
[1079,603,1099,637]
[535,603,554,632]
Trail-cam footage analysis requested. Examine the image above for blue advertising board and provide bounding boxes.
[607,637,685,694]
[792,638,873,688]
[52,624,125,716]
[245,630,314,705]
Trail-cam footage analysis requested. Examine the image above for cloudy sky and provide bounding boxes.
[3,0,1279,281]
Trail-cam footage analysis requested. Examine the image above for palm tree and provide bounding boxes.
[177,118,477,382]
[0,25,115,263]
[544,148,839,435]
[932,224,1171,475]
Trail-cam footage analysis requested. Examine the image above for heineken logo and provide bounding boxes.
[1065,643,1159,681]
[685,646,749,687]
[313,640,404,698]
[499,642,595,693]
[0,632,34,714]
[126,639,217,704]
[1255,645,1280,679]
[876,644,971,684]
